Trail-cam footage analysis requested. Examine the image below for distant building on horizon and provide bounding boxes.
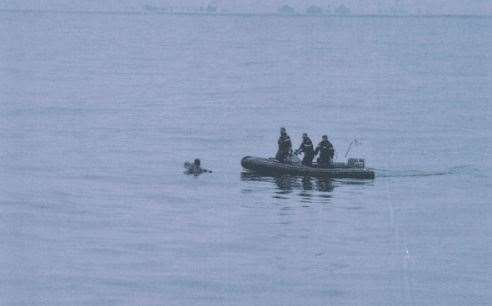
[278,5,296,15]
[334,4,351,15]
[143,1,218,15]
[206,4,217,13]
[306,5,323,15]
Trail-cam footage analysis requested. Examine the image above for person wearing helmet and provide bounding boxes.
[294,133,315,166]
[275,127,292,163]
[314,135,335,168]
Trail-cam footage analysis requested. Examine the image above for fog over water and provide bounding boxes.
[1,7,491,306]
[1,0,492,15]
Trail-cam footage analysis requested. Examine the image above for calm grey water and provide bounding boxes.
[1,11,491,305]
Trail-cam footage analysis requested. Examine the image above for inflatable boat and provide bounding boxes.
[241,156,375,179]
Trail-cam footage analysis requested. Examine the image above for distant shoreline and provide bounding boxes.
[0,8,491,19]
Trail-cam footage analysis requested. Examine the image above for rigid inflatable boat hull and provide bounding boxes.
[241,156,375,179]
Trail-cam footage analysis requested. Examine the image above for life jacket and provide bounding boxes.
[302,138,314,153]
[278,135,292,151]
[318,140,334,159]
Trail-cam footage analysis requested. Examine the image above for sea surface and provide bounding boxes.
[1,10,491,305]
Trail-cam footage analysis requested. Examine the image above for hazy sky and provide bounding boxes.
[1,0,492,15]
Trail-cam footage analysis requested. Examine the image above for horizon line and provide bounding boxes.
[1,8,491,19]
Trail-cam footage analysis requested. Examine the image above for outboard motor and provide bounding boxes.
[348,158,365,169]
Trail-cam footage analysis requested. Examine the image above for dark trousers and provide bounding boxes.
[317,157,333,168]
[302,153,314,167]
[276,150,289,162]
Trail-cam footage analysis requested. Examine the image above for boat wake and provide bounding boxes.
[375,165,484,178]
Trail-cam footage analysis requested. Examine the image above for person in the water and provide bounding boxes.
[294,133,315,166]
[314,135,335,168]
[275,127,292,163]
[184,159,212,176]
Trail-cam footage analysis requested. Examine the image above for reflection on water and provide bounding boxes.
[241,172,335,191]
[241,172,337,202]
[301,176,313,191]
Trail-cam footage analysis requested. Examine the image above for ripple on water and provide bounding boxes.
[240,173,339,199]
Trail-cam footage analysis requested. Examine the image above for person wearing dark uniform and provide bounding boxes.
[314,135,335,168]
[184,159,212,176]
[295,133,315,166]
[275,127,292,163]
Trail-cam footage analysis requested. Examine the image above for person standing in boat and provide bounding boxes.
[314,135,335,168]
[294,133,315,166]
[275,127,292,162]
